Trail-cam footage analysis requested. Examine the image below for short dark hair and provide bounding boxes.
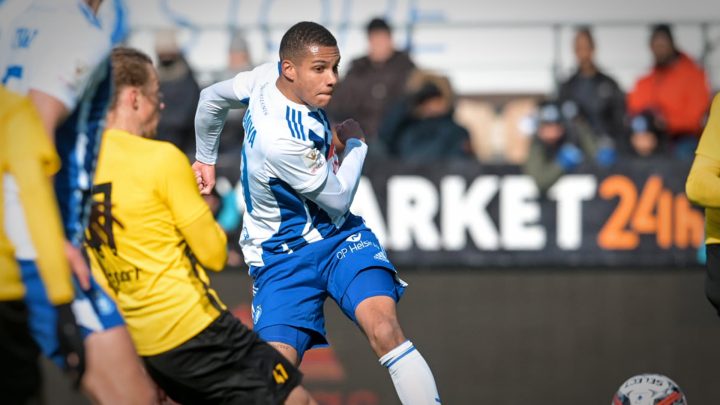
[110,47,154,108]
[651,23,675,46]
[279,21,337,62]
[366,17,391,35]
[575,25,595,49]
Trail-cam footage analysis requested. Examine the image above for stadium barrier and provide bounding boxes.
[217,156,703,268]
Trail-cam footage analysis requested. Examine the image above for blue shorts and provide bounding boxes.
[249,227,407,358]
[18,260,124,368]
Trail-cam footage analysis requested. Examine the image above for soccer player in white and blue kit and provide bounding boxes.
[1,0,155,403]
[194,22,441,404]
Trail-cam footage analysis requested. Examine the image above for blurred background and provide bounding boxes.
[4,0,720,403]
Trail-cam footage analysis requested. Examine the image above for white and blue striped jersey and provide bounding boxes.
[0,0,111,109]
[229,63,361,267]
[1,0,113,256]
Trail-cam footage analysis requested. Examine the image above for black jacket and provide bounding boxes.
[327,51,415,139]
[559,70,627,144]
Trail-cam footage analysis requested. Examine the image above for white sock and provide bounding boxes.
[379,340,441,404]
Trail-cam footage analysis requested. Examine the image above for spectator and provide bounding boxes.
[378,71,472,162]
[326,17,415,145]
[627,23,711,159]
[559,27,626,145]
[524,100,602,193]
[227,29,253,76]
[216,29,255,159]
[154,29,201,155]
[628,110,668,157]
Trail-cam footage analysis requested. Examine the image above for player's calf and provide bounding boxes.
[355,297,441,405]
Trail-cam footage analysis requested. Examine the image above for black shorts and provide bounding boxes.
[143,311,302,405]
[706,244,720,316]
[0,300,41,405]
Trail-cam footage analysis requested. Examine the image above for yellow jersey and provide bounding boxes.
[88,128,227,356]
[0,86,73,303]
[693,94,720,245]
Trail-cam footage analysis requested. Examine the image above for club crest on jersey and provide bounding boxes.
[303,148,325,173]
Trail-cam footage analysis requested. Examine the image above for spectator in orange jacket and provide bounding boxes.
[627,23,711,159]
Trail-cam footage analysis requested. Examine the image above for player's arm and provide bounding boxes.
[23,36,108,289]
[161,146,227,271]
[686,155,720,208]
[27,89,69,143]
[194,63,277,194]
[180,214,228,271]
[6,98,73,305]
[194,79,247,165]
[268,119,368,218]
[687,93,720,208]
[25,86,91,289]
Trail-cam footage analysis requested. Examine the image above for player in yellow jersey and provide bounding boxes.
[86,47,315,404]
[0,85,84,404]
[687,93,720,316]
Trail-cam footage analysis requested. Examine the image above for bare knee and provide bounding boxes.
[365,317,405,357]
[355,296,406,356]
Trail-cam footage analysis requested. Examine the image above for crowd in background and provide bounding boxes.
[154,18,712,166]
[149,18,714,258]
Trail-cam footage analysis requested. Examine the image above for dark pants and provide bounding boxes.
[0,300,41,405]
[143,311,302,405]
[705,244,720,317]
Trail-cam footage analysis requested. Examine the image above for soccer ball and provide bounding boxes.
[612,374,687,405]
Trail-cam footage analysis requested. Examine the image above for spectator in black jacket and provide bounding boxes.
[326,17,415,146]
[559,27,627,147]
[154,29,201,156]
[378,71,472,163]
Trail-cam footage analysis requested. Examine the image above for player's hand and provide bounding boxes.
[335,119,366,146]
[56,303,85,388]
[192,161,216,195]
[65,241,90,290]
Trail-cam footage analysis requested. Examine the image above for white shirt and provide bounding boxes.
[0,0,111,108]
[1,0,112,258]
[195,63,368,266]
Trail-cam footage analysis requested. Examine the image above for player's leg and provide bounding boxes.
[250,255,329,367]
[268,341,300,365]
[326,228,440,404]
[260,325,319,367]
[72,276,156,405]
[343,268,441,405]
[705,244,720,316]
[18,259,87,391]
[81,327,155,404]
[285,386,316,405]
